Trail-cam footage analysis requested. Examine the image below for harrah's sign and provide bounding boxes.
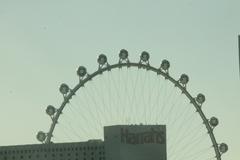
[120,127,165,145]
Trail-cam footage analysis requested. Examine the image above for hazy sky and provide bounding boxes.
[0,1,239,160]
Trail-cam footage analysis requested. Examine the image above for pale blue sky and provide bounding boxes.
[0,0,239,160]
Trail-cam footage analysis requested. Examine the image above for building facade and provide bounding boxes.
[0,125,166,160]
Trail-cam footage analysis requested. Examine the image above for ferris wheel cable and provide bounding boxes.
[145,71,152,122]
[99,72,114,124]
[67,102,98,138]
[120,68,131,124]
[107,72,117,124]
[69,99,100,135]
[172,132,209,159]
[86,80,110,125]
[169,110,198,141]
[110,69,124,123]
[164,88,181,123]
[126,68,137,123]
[154,80,167,123]
[176,118,204,144]
[169,114,204,151]
[185,149,215,160]
[98,77,112,125]
[167,96,188,127]
[71,102,102,139]
[142,71,152,124]
[60,109,91,140]
[111,69,122,124]
[126,69,138,123]
[94,75,112,125]
[167,112,201,153]
[140,70,149,124]
[126,69,136,124]
[81,86,103,125]
[169,133,209,160]
[165,93,184,125]
[178,146,212,160]
[61,118,83,140]
[131,70,141,123]
[107,71,118,124]
[167,98,190,128]
[116,69,124,123]
[144,70,152,124]
[169,121,204,146]
[75,89,103,131]
[56,125,73,142]
[130,69,142,123]
[42,62,223,160]
[176,135,210,158]
[148,75,161,123]
[124,68,136,124]
[103,72,113,122]
[161,85,176,120]
[158,80,169,122]
[57,121,75,142]
[109,71,123,124]
[151,78,165,123]
[171,102,196,134]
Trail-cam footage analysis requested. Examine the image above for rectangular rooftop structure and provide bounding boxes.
[0,125,166,160]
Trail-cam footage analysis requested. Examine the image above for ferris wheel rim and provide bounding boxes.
[40,56,225,160]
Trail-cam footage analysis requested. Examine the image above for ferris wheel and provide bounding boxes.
[37,50,228,160]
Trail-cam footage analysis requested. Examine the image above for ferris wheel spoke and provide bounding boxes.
[55,123,74,142]
[161,85,177,121]
[150,77,165,123]
[168,111,198,143]
[147,75,162,123]
[96,74,113,125]
[167,98,188,127]
[86,80,110,126]
[171,132,209,159]
[99,72,116,124]
[122,68,133,124]
[70,96,102,136]
[58,117,81,141]
[76,90,103,129]
[157,80,170,123]
[60,106,93,140]
[178,146,213,160]
[154,79,167,123]
[131,70,141,124]
[168,113,203,152]
[164,88,182,124]
[107,71,121,124]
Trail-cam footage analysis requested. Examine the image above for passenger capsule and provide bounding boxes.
[196,93,205,104]
[77,66,87,77]
[98,54,107,65]
[59,83,69,95]
[179,74,189,85]
[140,51,150,62]
[219,143,228,153]
[209,117,219,127]
[119,49,128,60]
[46,105,56,116]
[161,59,170,71]
[37,131,46,142]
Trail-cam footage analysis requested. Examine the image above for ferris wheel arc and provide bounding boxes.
[40,51,227,160]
